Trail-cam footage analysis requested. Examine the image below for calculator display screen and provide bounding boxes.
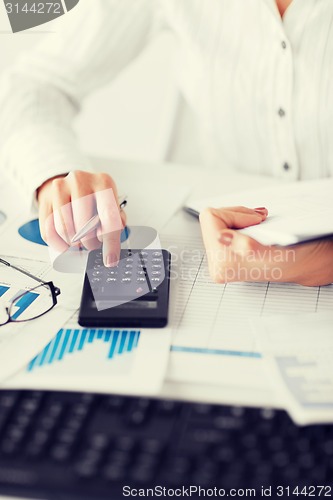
[94,300,158,310]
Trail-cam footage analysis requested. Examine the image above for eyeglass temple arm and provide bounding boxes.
[0,258,60,296]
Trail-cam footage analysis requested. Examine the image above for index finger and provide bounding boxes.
[95,188,123,267]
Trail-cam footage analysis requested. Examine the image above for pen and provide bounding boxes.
[71,196,127,244]
[183,206,200,219]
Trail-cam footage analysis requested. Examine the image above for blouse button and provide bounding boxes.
[281,41,287,49]
[283,162,291,171]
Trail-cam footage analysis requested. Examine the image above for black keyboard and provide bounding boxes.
[0,390,332,499]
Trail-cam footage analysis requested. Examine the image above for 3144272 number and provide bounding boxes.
[5,2,61,15]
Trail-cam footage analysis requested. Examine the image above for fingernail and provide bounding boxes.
[106,254,119,267]
[254,207,267,214]
[219,232,234,246]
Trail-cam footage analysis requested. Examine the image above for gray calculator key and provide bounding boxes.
[121,278,132,283]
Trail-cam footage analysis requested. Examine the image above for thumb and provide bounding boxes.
[208,206,268,229]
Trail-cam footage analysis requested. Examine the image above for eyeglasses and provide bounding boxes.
[0,258,61,326]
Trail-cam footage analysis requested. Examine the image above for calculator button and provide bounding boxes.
[107,270,118,275]
[92,278,101,283]
[126,258,133,263]
[124,271,132,276]
[151,278,160,282]
[92,271,102,276]
[137,271,145,276]
[121,278,132,283]
[152,271,161,276]
[141,252,148,256]
[125,264,133,269]
[107,278,117,282]
[153,252,162,257]
[94,264,102,268]
[152,265,161,269]
[152,258,162,263]
[94,258,102,264]
[137,278,146,282]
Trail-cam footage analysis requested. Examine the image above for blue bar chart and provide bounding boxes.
[27,328,140,372]
[0,285,39,319]
[0,286,10,297]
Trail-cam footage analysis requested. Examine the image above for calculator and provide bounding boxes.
[78,249,171,328]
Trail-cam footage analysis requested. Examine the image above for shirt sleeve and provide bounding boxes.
[0,0,162,208]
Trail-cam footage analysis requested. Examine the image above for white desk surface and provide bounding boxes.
[0,159,294,500]
[90,157,283,408]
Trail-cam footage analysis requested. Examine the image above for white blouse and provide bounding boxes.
[0,0,332,203]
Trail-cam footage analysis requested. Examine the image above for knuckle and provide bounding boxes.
[52,178,65,191]
[98,172,113,186]
[69,170,87,181]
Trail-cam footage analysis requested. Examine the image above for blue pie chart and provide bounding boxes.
[18,219,129,246]
[18,219,47,246]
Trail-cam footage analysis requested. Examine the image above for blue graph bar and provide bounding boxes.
[78,329,88,351]
[11,290,39,320]
[118,331,128,355]
[108,330,120,359]
[27,328,141,372]
[88,329,96,343]
[69,329,79,353]
[170,345,262,358]
[59,329,72,360]
[127,331,136,352]
[0,286,9,298]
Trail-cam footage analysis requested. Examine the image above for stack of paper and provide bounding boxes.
[253,313,333,425]
[185,178,333,246]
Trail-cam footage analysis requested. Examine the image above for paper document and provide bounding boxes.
[252,313,333,425]
[4,313,171,396]
[0,255,74,384]
[185,178,333,246]
[161,233,333,407]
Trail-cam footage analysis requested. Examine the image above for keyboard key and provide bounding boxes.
[114,436,136,452]
[50,444,72,462]
[103,464,126,482]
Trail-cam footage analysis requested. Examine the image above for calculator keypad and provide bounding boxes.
[87,249,165,301]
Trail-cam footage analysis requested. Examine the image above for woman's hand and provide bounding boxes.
[199,206,333,286]
[37,170,126,267]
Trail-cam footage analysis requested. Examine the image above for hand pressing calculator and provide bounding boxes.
[78,249,171,328]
